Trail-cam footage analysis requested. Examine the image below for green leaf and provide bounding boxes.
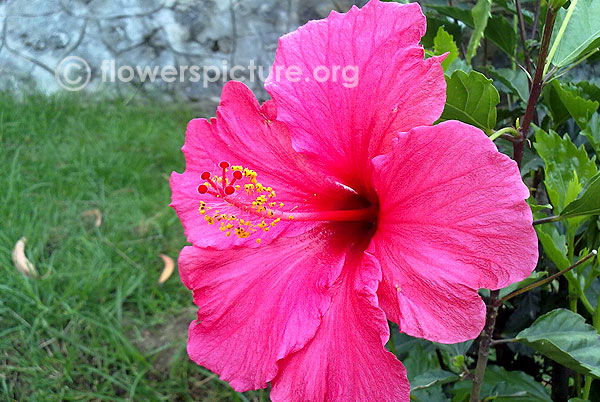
[421,16,463,50]
[487,67,530,102]
[515,309,600,378]
[434,340,473,358]
[544,82,572,127]
[533,126,598,212]
[428,5,518,57]
[561,172,600,218]
[411,369,458,391]
[433,27,459,71]
[444,59,472,76]
[450,365,552,402]
[535,224,571,270]
[439,70,500,134]
[466,0,492,64]
[411,386,450,402]
[576,81,600,102]
[582,112,600,155]
[427,5,473,26]
[568,399,590,402]
[549,0,600,67]
[403,344,440,382]
[499,271,548,299]
[484,16,517,57]
[527,198,552,213]
[550,80,599,129]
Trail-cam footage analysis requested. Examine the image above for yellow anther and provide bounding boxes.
[198,162,287,242]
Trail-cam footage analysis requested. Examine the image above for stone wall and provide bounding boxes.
[0,0,366,102]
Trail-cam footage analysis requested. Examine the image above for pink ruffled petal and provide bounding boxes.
[370,121,538,343]
[170,81,359,249]
[270,246,409,402]
[179,223,362,392]
[265,0,445,194]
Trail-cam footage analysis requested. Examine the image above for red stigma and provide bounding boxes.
[201,171,211,180]
[233,170,243,180]
[197,184,208,194]
[219,161,230,169]
[224,185,235,195]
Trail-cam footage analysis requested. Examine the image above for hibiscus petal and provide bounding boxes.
[265,0,445,194]
[270,246,409,402]
[170,81,358,249]
[179,223,361,392]
[370,121,538,343]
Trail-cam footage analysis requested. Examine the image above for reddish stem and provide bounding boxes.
[514,7,557,168]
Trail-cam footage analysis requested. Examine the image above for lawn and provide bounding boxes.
[0,92,269,401]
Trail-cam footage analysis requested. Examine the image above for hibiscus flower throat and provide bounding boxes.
[196,161,378,243]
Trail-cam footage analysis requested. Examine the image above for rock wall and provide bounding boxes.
[0,0,366,102]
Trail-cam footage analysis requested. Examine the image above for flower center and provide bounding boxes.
[196,161,377,243]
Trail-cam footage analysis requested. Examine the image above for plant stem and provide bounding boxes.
[513,7,557,168]
[496,251,598,306]
[532,215,562,225]
[567,229,579,314]
[515,0,533,75]
[566,229,583,396]
[582,259,600,399]
[530,0,541,40]
[470,290,499,402]
[489,127,520,141]
[544,0,579,76]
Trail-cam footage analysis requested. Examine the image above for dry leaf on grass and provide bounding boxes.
[158,254,174,284]
[81,208,102,227]
[12,237,39,278]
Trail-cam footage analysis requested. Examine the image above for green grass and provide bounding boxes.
[0,92,270,401]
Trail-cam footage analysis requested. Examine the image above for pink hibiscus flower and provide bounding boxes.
[170,0,538,400]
